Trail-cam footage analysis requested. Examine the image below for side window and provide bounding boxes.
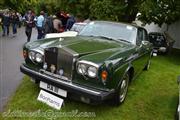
[137,28,143,45]
[136,28,148,45]
[144,29,148,41]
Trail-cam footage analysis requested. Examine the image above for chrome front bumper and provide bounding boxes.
[20,64,115,101]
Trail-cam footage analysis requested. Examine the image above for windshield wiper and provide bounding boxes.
[79,35,131,43]
[93,36,122,43]
[96,36,115,40]
[117,39,131,43]
[97,36,131,44]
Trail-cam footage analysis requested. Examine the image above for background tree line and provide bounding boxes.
[0,0,180,26]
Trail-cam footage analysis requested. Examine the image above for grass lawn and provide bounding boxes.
[1,50,180,120]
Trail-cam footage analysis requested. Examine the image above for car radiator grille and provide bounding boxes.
[44,47,78,81]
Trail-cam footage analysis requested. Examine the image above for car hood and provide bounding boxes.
[25,36,135,63]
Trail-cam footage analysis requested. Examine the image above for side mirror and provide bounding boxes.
[141,40,149,46]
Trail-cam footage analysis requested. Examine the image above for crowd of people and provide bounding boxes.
[0,10,22,37]
[0,9,77,42]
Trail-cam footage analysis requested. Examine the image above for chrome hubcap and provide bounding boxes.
[119,74,129,102]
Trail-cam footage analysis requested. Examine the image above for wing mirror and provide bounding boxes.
[141,40,150,46]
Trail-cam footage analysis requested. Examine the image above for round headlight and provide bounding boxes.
[35,53,43,63]
[28,51,35,60]
[77,64,87,74]
[87,66,97,78]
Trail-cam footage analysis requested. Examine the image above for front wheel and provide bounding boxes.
[113,72,130,105]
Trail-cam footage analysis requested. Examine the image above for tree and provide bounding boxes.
[2,0,179,26]
[0,0,38,14]
[89,0,139,22]
[138,0,180,27]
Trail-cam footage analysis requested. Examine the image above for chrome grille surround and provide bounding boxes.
[44,47,78,81]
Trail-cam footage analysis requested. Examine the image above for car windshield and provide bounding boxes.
[70,23,86,33]
[79,21,137,43]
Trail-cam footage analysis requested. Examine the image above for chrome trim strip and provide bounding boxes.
[31,49,44,55]
[77,60,99,68]
[22,65,101,95]
[62,47,79,57]
[39,69,69,81]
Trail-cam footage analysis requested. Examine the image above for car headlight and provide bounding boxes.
[77,60,99,78]
[35,53,43,63]
[28,51,43,63]
[87,66,97,78]
[28,51,35,60]
[77,64,87,74]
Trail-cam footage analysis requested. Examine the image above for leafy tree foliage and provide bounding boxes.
[0,0,38,14]
[139,0,180,26]
[89,0,139,22]
[1,0,180,25]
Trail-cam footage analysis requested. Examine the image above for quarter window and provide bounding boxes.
[136,28,148,45]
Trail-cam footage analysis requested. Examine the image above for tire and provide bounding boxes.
[113,72,130,106]
[144,59,151,70]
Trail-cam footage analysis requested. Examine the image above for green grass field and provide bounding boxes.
[1,50,180,120]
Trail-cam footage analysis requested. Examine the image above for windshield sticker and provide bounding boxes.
[126,26,133,30]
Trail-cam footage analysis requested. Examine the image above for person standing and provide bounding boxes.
[11,11,19,36]
[24,10,35,42]
[0,13,2,31]
[43,15,54,34]
[65,14,75,31]
[53,16,62,33]
[35,11,45,39]
[17,12,22,28]
[59,11,68,32]
[2,12,10,36]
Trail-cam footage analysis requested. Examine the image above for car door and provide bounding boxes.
[132,28,150,78]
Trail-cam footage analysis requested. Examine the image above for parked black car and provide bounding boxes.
[149,32,174,54]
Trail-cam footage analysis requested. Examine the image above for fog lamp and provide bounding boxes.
[43,63,47,70]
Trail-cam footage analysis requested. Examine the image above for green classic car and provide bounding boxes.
[20,21,153,105]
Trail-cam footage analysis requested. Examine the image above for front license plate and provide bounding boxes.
[40,81,67,97]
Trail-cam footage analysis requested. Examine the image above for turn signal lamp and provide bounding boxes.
[23,50,27,59]
[101,70,108,81]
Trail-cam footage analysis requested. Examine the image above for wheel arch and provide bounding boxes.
[117,63,134,89]
[113,63,134,105]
